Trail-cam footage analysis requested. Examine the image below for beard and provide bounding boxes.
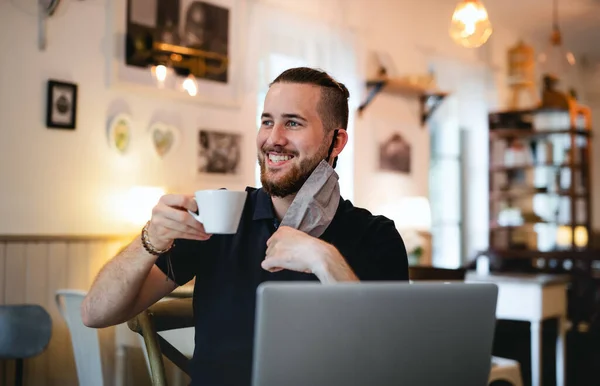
[258,143,329,198]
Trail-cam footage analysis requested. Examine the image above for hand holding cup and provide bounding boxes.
[146,194,212,251]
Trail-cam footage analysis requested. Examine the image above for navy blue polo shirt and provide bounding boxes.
[155,186,408,386]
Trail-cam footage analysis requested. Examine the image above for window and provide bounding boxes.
[429,97,463,268]
[429,59,494,267]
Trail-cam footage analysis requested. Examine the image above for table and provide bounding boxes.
[466,271,569,386]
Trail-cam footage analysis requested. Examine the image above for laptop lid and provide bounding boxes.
[252,282,498,386]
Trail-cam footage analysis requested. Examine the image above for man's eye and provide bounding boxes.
[286,121,300,127]
[262,120,273,126]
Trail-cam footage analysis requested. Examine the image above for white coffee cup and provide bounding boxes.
[188,190,248,234]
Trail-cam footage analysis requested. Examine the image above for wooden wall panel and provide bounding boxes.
[3,243,26,386]
[0,243,5,304]
[24,243,49,386]
[4,243,26,305]
[66,242,89,291]
[0,236,134,386]
[45,242,74,386]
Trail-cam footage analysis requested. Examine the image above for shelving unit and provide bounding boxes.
[487,108,593,254]
[357,76,448,126]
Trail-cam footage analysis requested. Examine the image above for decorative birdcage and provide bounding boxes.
[507,40,538,108]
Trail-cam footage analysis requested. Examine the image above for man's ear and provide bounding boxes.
[330,129,348,160]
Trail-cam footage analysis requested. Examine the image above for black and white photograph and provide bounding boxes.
[46,80,78,130]
[198,129,241,174]
[126,0,230,83]
[379,132,411,173]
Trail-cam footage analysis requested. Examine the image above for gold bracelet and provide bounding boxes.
[141,221,173,256]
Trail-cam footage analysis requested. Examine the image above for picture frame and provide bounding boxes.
[46,80,78,130]
[107,0,247,107]
[379,132,411,174]
[198,129,241,175]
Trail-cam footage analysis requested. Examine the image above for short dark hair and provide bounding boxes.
[270,67,350,133]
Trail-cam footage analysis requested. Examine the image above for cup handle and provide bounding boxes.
[187,198,202,223]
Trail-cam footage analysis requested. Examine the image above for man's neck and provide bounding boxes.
[271,194,296,221]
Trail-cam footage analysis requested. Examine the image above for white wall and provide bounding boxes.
[0,0,257,235]
[0,0,536,236]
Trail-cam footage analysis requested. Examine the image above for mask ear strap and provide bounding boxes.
[327,129,339,168]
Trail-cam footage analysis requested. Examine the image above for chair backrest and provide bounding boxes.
[409,266,466,281]
[55,289,104,386]
[0,304,52,359]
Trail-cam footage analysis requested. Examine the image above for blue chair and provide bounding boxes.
[0,304,52,386]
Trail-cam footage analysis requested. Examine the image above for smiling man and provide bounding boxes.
[81,67,409,386]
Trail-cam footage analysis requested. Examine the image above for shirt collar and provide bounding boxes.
[253,188,276,221]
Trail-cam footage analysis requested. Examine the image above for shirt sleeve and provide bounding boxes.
[358,217,409,281]
[155,238,216,286]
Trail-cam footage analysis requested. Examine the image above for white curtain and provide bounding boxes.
[245,1,363,201]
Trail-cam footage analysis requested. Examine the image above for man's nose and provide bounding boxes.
[267,123,288,146]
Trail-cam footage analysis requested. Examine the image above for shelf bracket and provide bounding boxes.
[37,0,66,51]
[358,78,448,127]
[357,80,386,116]
[419,93,447,126]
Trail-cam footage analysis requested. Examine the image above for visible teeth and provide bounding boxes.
[268,154,292,162]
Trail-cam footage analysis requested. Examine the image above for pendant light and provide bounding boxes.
[538,0,576,85]
[449,0,493,48]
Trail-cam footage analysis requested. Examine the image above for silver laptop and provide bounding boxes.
[251,282,498,386]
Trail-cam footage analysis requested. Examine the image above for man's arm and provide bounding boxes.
[81,194,211,328]
[81,238,177,328]
[261,226,359,283]
[261,218,408,282]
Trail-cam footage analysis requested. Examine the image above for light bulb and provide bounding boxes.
[151,65,169,88]
[182,74,198,97]
[449,0,493,48]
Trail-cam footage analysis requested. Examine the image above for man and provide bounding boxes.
[82,67,408,385]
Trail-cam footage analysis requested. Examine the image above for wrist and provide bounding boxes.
[312,243,339,282]
[142,221,173,255]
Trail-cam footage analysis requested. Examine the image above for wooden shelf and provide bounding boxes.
[365,78,441,95]
[357,77,448,126]
[485,108,593,255]
[489,163,583,172]
[490,223,588,231]
[490,190,587,200]
[489,128,591,140]
[480,248,600,261]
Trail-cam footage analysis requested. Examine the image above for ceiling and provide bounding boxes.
[484,0,600,63]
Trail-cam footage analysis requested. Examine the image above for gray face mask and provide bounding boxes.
[280,160,341,238]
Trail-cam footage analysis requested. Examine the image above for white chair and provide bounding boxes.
[55,289,104,386]
[57,289,193,386]
[489,356,523,386]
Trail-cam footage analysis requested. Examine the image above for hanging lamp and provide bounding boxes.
[538,0,576,86]
[449,0,493,48]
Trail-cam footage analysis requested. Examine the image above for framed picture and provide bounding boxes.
[46,80,78,130]
[198,129,241,174]
[379,132,411,174]
[108,0,247,107]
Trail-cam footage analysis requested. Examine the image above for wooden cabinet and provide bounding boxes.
[487,108,592,253]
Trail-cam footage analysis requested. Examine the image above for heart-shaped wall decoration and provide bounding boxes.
[107,113,132,155]
[149,122,179,158]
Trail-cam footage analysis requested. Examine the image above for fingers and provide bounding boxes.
[148,194,211,246]
[156,217,211,241]
[160,194,198,212]
[160,204,205,233]
[261,257,284,272]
